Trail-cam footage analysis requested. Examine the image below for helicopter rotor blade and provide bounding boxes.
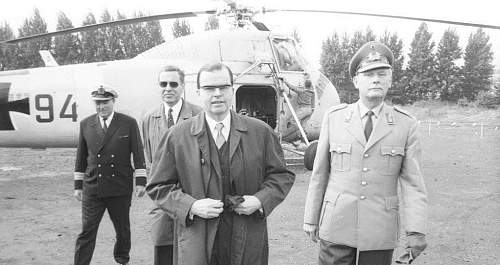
[0,10,217,45]
[264,9,500,30]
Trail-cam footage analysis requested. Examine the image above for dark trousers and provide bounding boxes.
[74,193,132,265]
[154,245,173,265]
[319,240,393,265]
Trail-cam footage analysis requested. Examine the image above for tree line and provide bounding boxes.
[320,23,497,106]
[0,8,219,70]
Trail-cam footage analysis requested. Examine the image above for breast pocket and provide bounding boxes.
[381,146,405,175]
[330,143,351,172]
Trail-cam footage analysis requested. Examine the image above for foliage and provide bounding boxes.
[53,12,80,65]
[172,19,192,38]
[461,28,494,101]
[435,28,462,101]
[80,12,99,63]
[0,22,16,70]
[16,8,51,69]
[404,22,438,103]
[205,15,219,31]
[380,30,405,104]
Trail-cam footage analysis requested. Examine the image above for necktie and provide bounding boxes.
[102,117,108,133]
[167,108,174,129]
[214,123,226,149]
[364,110,374,140]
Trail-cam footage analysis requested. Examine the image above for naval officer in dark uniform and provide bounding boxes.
[73,85,147,265]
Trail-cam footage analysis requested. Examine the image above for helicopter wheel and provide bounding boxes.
[304,140,318,171]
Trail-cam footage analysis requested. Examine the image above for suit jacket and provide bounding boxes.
[146,111,295,265]
[303,103,427,251]
[74,112,146,197]
[142,100,202,246]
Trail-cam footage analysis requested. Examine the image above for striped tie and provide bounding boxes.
[214,123,225,149]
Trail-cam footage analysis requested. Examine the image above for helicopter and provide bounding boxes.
[1,2,499,170]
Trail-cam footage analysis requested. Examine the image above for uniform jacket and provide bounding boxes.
[146,111,295,265]
[304,103,427,251]
[74,112,146,197]
[142,100,202,246]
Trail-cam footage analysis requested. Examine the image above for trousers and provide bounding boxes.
[319,240,393,265]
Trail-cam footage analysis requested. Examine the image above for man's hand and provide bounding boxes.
[303,224,319,243]
[136,185,146,197]
[407,232,427,258]
[74,190,82,201]
[234,195,261,215]
[190,198,224,219]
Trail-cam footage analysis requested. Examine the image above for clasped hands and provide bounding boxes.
[189,195,262,219]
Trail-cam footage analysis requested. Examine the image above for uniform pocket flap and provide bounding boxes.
[381,146,405,156]
[385,196,399,210]
[330,143,351,154]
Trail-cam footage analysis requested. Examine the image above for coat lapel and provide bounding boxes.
[191,113,211,195]
[178,100,192,122]
[364,105,394,152]
[92,115,105,141]
[229,111,247,161]
[345,104,366,147]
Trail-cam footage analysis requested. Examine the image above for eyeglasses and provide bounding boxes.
[159,81,179,88]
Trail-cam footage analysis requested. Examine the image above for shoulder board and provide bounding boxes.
[393,106,413,118]
[326,103,348,114]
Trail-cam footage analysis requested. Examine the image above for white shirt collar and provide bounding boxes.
[205,112,231,141]
[164,99,183,124]
[358,100,384,119]
[99,111,114,127]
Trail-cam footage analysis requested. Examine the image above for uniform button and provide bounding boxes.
[98,174,102,177]
[97,154,101,158]
[391,149,396,154]
[111,174,115,177]
[360,195,366,200]
[362,167,368,172]
[98,164,101,167]
[110,164,114,168]
[361,181,367,186]
[364,153,369,158]
[337,148,341,152]
[111,155,115,158]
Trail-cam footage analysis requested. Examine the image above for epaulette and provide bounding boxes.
[393,106,414,118]
[326,103,348,114]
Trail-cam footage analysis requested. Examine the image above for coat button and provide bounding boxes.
[111,174,115,177]
[364,153,369,158]
[391,149,396,154]
[360,195,366,200]
[97,154,101,158]
[361,181,367,186]
[98,164,101,167]
[362,167,368,172]
[111,154,115,158]
[98,174,102,177]
[110,164,114,168]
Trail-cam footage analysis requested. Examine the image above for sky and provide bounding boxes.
[1,0,499,69]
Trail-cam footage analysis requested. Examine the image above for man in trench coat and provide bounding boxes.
[146,62,295,265]
[142,65,202,265]
[303,41,428,265]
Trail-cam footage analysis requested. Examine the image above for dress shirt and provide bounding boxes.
[99,111,115,129]
[164,99,183,125]
[358,101,384,130]
[205,112,231,143]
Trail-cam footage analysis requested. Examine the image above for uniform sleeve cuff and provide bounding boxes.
[74,180,83,190]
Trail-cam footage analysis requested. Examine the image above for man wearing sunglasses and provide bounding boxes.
[147,62,295,265]
[142,65,202,265]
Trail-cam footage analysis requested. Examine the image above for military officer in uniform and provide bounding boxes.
[73,85,147,265]
[303,41,428,265]
[142,65,202,265]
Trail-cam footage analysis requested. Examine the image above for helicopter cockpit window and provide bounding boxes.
[272,39,305,72]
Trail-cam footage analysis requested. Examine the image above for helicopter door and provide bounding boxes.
[235,85,277,129]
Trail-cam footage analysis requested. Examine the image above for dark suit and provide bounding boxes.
[142,100,202,265]
[73,112,146,265]
[146,111,295,265]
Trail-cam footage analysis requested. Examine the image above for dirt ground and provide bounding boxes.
[1,124,499,265]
